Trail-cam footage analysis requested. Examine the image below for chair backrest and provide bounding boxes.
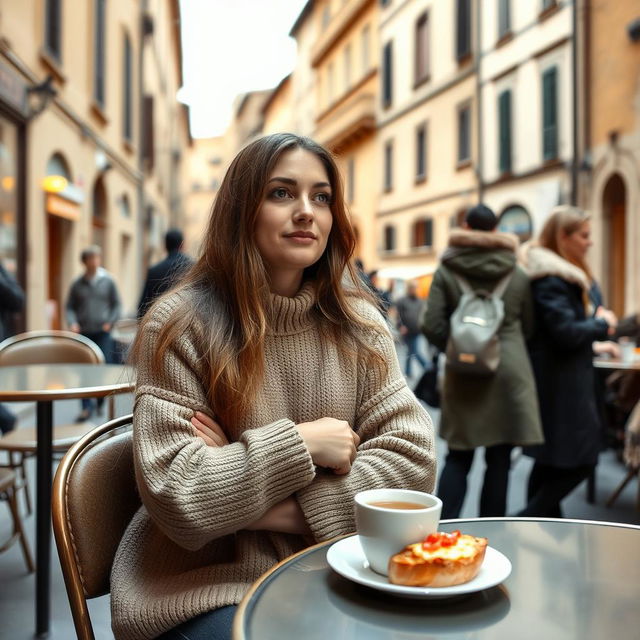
[0,330,105,366]
[52,415,139,640]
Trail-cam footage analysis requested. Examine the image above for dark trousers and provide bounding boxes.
[438,444,514,519]
[0,403,16,434]
[518,462,595,517]
[80,330,113,413]
[403,333,428,377]
[157,605,237,640]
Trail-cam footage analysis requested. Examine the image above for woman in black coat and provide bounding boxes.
[518,206,617,517]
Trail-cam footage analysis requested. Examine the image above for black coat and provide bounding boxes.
[137,251,193,318]
[521,246,609,468]
[0,263,25,342]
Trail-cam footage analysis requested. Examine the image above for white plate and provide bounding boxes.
[326,535,512,599]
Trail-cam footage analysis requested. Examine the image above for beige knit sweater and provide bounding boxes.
[110,284,436,639]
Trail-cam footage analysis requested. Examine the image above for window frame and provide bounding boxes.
[44,0,63,62]
[383,140,394,192]
[456,102,472,166]
[498,89,512,174]
[122,32,133,143]
[411,217,434,249]
[541,66,559,161]
[93,0,107,109]
[455,0,472,63]
[382,41,393,109]
[415,122,428,183]
[414,11,430,87]
[383,224,396,252]
[497,0,511,41]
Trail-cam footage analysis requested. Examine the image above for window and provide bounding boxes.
[498,0,511,39]
[415,12,430,86]
[142,95,155,172]
[322,6,330,29]
[384,140,393,192]
[94,0,106,108]
[498,89,512,173]
[416,124,427,181]
[123,34,133,141]
[382,41,393,108]
[347,157,355,204]
[412,218,434,248]
[361,25,370,74]
[542,0,557,10]
[344,44,352,90]
[498,205,532,242]
[383,225,396,252]
[542,66,558,160]
[45,0,62,61]
[119,194,131,218]
[327,62,335,104]
[457,104,471,164]
[456,0,472,62]
[92,176,107,250]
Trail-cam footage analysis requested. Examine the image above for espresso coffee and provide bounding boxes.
[368,501,427,510]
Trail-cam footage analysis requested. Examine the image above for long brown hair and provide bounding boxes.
[131,133,385,427]
[538,205,594,280]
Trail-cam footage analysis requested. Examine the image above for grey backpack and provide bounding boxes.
[445,271,513,375]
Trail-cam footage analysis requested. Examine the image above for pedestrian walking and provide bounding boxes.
[65,245,121,421]
[518,205,617,517]
[110,133,435,640]
[0,260,25,434]
[423,204,543,518]
[396,281,428,377]
[137,228,194,319]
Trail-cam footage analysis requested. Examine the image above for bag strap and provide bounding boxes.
[452,270,514,299]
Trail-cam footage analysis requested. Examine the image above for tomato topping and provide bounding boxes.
[421,530,462,550]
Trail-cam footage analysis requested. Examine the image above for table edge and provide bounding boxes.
[231,517,640,640]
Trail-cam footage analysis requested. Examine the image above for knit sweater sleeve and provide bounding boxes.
[295,305,437,542]
[133,300,316,551]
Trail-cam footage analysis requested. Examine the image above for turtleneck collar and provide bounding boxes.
[267,281,317,335]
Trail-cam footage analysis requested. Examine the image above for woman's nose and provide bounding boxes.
[294,195,314,221]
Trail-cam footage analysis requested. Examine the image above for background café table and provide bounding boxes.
[234,518,640,640]
[0,363,135,637]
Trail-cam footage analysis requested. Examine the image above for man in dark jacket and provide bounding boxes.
[423,204,543,518]
[0,261,25,434]
[137,229,193,319]
[396,281,428,377]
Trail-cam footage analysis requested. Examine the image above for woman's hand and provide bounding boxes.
[596,306,618,335]
[191,411,229,447]
[245,496,311,535]
[296,417,360,475]
[593,340,621,358]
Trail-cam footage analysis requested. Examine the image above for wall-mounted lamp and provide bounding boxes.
[26,75,57,119]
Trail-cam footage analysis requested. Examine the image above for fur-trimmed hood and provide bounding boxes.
[441,229,519,280]
[519,242,591,292]
[447,228,519,253]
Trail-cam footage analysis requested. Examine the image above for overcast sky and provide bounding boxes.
[178,0,307,138]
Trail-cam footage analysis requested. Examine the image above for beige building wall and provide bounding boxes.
[480,1,573,237]
[0,0,186,326]
[377,0,477,282]
[586,0,640,315]
[262,76,294,134]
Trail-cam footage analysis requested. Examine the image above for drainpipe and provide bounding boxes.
[475,0,484,202]
[137,0,148,300]
[570,0,579,205]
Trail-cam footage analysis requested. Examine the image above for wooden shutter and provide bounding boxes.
[94,0,106,107]
[498,0,511,38]
[456,0,471,61]
[542,67,558,160]
[458,106,470,163]
[384,141,393,191]
[123,35,133,141]
[416,125,427,179]
[383,42,393,107]
[499,90,512,173]
[415,12,429,84]
[143,95,155,172]
[46,0,62,60]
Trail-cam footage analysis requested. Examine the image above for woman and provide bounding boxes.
[519,205,617,517]
[422,204,542,519]
[111,134,436,640]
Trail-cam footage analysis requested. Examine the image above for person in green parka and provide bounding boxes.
[422,204,543,518]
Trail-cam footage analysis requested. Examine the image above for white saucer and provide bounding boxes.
[326,535,512,599]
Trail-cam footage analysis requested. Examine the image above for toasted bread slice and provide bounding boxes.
[388,532,488,587]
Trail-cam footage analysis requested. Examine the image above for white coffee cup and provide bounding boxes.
[619,337,635,364]
[354,488,442,576]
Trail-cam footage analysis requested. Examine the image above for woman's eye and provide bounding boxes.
[315,192,331,203]
[272,187,291,199]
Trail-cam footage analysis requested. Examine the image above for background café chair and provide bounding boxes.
[52,415,138,640]
[0,330,112,514]
[0,467,34,573]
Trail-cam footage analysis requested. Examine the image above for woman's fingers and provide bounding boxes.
[191,412,229,446]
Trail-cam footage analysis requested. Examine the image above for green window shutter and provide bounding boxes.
[499,90,512,173]
[542,67,558,160]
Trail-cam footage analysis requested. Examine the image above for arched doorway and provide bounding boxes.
[45,153,75,329]
[602,173,626,317]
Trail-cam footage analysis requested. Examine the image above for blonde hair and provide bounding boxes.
[538,205,593,280]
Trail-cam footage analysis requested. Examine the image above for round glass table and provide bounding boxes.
[234,518,640,640]
[0,363,135,637]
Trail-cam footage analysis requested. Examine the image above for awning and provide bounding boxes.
[376,265,437,280]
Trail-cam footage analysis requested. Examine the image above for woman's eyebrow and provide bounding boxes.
[267,177,331,189]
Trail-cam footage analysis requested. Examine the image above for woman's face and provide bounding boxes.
[561,220,592,262]
[255,147,334,287]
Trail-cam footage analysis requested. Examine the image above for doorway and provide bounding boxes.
[602,173,626,317]
[47,214,72,329]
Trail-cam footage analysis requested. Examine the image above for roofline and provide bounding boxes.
[289,0,314,37]
[261,74,292,115]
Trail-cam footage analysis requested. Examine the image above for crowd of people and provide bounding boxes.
[0,133,637,640]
